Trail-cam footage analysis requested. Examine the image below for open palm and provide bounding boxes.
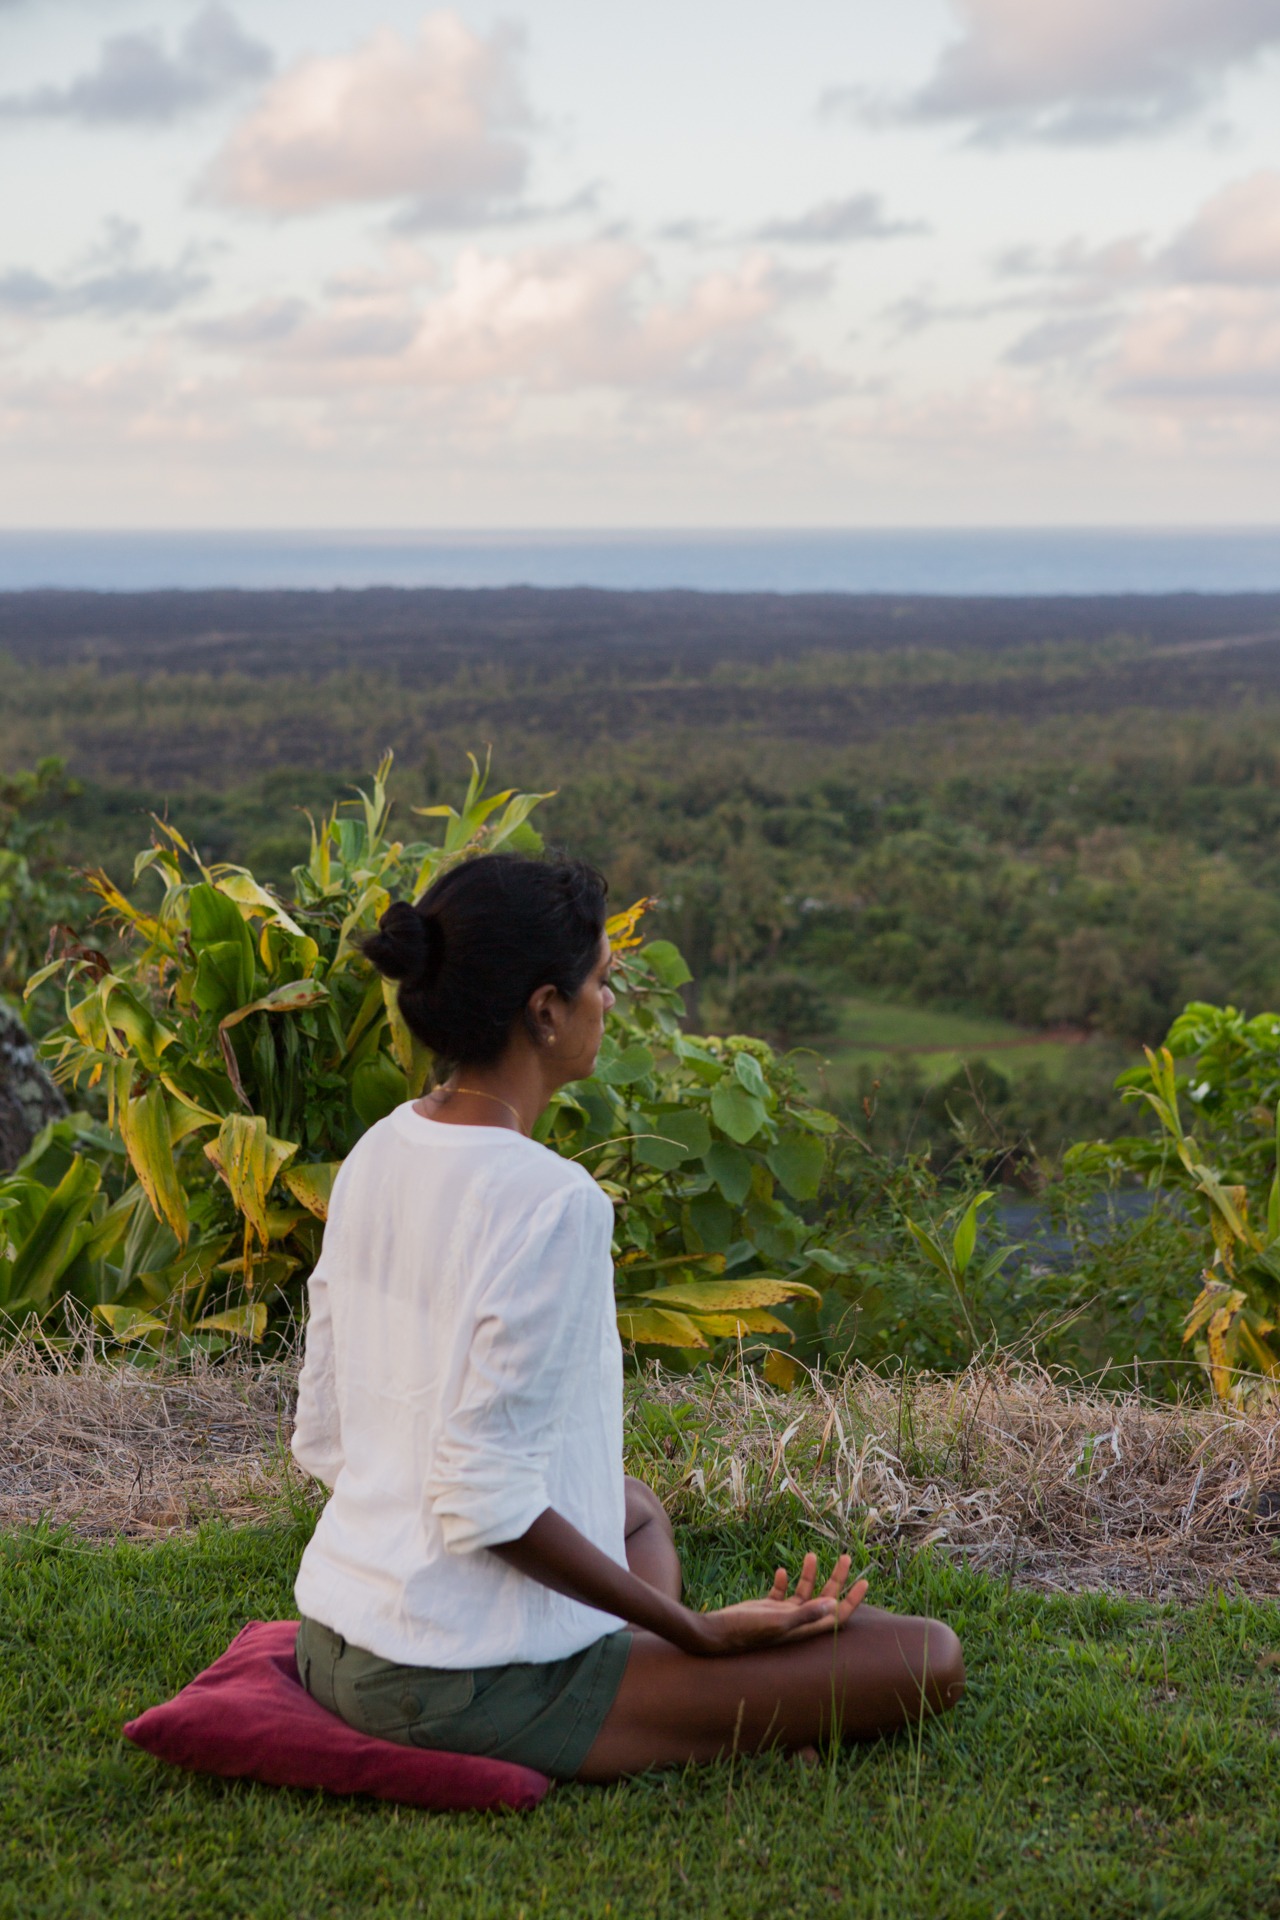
[694,1552,867,1655]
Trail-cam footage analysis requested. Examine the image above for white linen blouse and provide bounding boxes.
[292,1101,628,1668]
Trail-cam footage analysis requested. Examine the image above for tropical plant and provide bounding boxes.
[903,1189,1010,1358]
[538,935,842,1373]
[1069,1008,1280,1402]
[16,754,838,1364]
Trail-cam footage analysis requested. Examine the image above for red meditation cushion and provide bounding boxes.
[123,1620,551,1813]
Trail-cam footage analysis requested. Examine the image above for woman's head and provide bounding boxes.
[361,852,612,1076]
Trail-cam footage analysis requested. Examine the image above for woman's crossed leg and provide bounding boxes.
[584,1476,964,1781]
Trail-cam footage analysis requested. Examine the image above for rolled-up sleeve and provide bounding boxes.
[427,1182,610,1553]
[292,1261,346,1490]
[291,1173,349,1491]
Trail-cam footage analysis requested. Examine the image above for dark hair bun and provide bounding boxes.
[362,899,442,985]
[359,852,607,1070]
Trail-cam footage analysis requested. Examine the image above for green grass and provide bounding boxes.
[6,1516,1280,1919]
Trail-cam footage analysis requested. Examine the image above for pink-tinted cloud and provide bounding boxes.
[193,241,843,412]
[1109,287,1280,403]
[1165,170,1280,285]
[206,12,530,223]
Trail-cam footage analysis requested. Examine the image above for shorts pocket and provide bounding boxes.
[349,1664,477,1743]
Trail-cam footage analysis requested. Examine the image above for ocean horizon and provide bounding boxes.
[1,526,1279,596]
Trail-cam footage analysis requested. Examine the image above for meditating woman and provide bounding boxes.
[291,853,964,1782]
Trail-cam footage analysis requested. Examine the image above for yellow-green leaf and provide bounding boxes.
[616,1306,708,1348]
[762,1349,805,1391]
[282,1160,342,1221]
[1207,1303,1241,1402]
[688,1310,791,1336]
[381,977,433,1092]
[163,1087,220,1146]
[219,979,330,1033]
[204,1114,298,1246]
[214,871,308,940]
[214,1253,300,1293]
[195,1303,268,1342]
[641,1277,820,1311]
[94,1303,167,1344]
[120,1082,189,1245]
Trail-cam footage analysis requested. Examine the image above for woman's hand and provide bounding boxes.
[681,1552,867,1657]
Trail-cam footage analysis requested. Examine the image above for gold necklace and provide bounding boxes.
[443,1085,527,1133]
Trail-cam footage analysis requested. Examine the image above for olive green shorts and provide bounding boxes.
[295,1616,633,1780]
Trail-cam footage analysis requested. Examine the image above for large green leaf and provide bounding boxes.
[766,1131,826,1201]
[633,1107,712,1170]
[594,1042,654,1087]
[193,943,253,1024]
[3,1157,102,1309]
[640,941,693,989]
[188,880,253,951]
[711,1083,767,1145]
[352,1056,409,1127]
[733,1051,769,1100]
[704,1139,752,1205]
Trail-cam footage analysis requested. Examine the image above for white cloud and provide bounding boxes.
[0,6,271,125]
[828,0,1280,142]
[1164,171,1280,284]
[194,241,842,413]
[1109,288,1280,403]
[206,12,530,223]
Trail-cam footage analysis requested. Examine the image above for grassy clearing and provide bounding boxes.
[800,988,1089,1105]
[5,1515,1280,1920]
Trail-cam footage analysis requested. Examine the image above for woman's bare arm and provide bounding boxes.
[491,1508,866,1655]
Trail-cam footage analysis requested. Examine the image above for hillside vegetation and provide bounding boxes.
[8,589,1280,1398]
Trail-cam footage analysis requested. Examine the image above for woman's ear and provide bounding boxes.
[525,983,560,1047]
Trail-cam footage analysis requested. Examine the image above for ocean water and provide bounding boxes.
[0,527,1278,595]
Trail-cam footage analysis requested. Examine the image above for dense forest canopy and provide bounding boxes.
[5,585,1280,1158]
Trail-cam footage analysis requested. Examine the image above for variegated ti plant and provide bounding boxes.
[17,754,842,1374]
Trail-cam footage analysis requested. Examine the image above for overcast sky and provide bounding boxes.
[2,0,1278,527]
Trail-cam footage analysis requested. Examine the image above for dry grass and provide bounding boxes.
[5,1330,1280,1598]
[632,1359,1280,1601]
[0,1327,301,1539]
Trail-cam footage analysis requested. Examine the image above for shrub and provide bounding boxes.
[9,756,839,1367]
